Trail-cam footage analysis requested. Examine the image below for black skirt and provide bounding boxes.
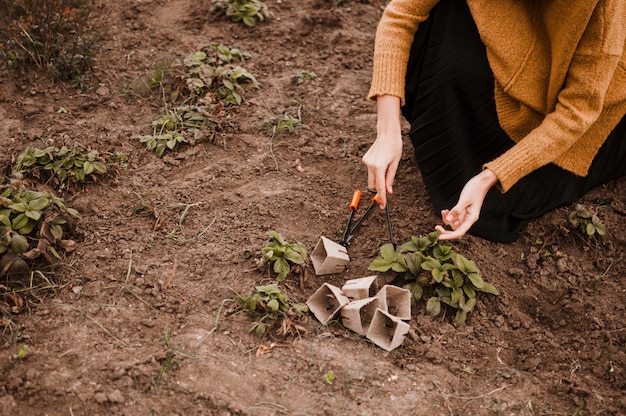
[402,0,626,242]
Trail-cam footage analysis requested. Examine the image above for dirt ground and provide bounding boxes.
[0,0,625,415]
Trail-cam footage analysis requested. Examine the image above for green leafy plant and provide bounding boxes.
[294,70,317,85]
[323,370,336,384]
[568,204,606,238]
[236,283,308,336]
[13,145,109,189]
[369,232,498,324]
[12,344,31,360]
[0,184,79,262]
[259,230,308,282]
[139,44,257,157]
[262,111,302,138]
[175,44,258,105]
[139,105,217,157]
[0,0,95,87]
[211,0,273,27]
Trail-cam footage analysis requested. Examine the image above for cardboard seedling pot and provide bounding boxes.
[341,275,378,301]
[306,283,350,325]
[310,236,350,275]
[366,308,410,351]
[375,284,412,320]
[340,296,381,336]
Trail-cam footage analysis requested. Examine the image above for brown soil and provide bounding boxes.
[1,1,625,415]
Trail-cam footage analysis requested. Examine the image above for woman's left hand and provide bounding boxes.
[435,169,498,240]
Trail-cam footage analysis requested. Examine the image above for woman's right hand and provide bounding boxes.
[362,95,403,208]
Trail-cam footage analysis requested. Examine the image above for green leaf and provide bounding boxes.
[266,230,286,245]
[267,298,279,312]
[478,282,499,295]
[450,288,463,306]
[66,208,81,218]
[453,310,467,325]
[426,297,441,316]
[595,223,606,236]
[284,247,306,264]
[10,234,29,254]
[454,254,479,275]
[404,282,423,303]
[93,161,107,174]
[12,213,30,231]
[28,197,50,211]
[379,243,396,259]
[451,269,464,288]
[466,272,485,290]
[463,284,476,299]
[368,257,393,272]
[390,259,408,273]
[462,297,476,313]
[433,243,453,261]
[9,202,28,213]
[25,210,41,221]
[405,251,424,275]
[83,161,94,175]
[256,284,281,296]
[273,258,291,281]
[293,303,309,315]
[252,322,266,336]
[421,257,441,271]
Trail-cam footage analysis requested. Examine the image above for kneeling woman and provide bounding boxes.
[362,0,626,242]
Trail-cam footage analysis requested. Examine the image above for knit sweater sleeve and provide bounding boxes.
[368,0,440,105]
[485,0,626,192]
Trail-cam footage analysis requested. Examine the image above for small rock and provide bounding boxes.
[96,86,110,96]
[108,389,125,404]
[94,392,107,404]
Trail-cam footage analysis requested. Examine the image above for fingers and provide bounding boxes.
[436,208,475,240]
[436,224,471,240]
[385,160,398,196]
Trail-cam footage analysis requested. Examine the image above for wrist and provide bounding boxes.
[479,168,498,187]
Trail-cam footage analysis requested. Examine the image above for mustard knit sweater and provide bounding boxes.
[369,0,626,192]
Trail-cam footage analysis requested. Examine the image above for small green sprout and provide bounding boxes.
[568,204,606,237]
[260,230,308,282]
[139,105,216,157]
[294,70,317,84]
[236,283,308,336]
[212,0,273,27]
[323,370,336,384]
[12,344,31,360]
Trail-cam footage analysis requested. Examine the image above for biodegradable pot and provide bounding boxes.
[341,275,378,301]
[306,283,350,325]
[375,284,412,320]
[310,236,350,275]
[340,297,381,336]
[366,308,410,352]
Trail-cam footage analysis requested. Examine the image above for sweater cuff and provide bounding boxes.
[368,51,408,105]
[483,143,540,192]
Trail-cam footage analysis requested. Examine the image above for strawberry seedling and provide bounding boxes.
[13,146,109,190]
[236,283,308,336]
[568,204,606,238]
[211,0,273,27]
[0,184,79,265]
[259,230,308,282]
[369,232,498,324]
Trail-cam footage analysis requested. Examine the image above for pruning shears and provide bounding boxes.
[339,190,395,248]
